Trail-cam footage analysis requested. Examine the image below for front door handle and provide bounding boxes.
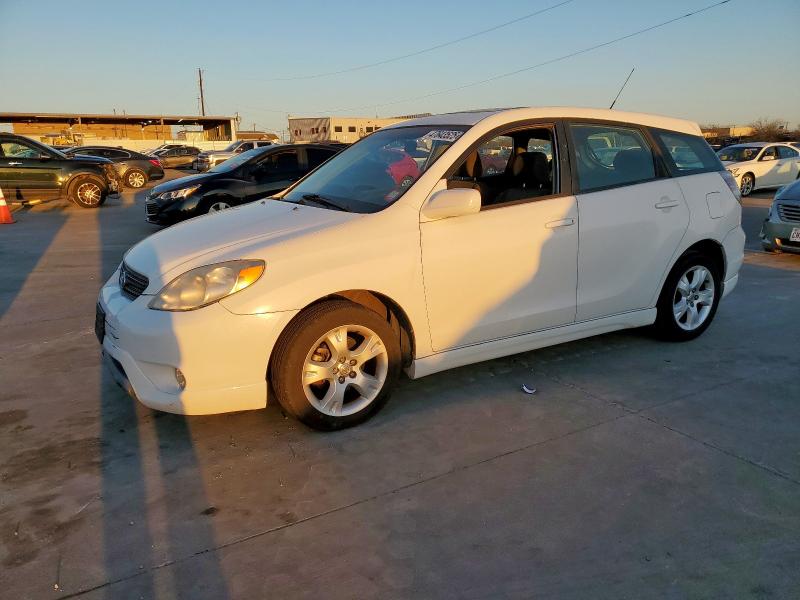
[7,161,22,166]
[545,218,575,228]
[655,198,679,209]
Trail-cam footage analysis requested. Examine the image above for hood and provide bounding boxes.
[776,179,800,202]
[124,200,358,287]
[151,172,218,194]
[69,154,112,165]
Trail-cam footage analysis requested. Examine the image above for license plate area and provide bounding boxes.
[790,228,800,242]
[95,303,106,343]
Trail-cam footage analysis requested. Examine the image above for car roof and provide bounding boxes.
[387,106,703,136]
[723,142,792,149]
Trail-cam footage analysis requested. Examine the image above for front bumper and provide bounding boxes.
[145,194,201,225]
[760,211,800,254]
[97,277,298,415]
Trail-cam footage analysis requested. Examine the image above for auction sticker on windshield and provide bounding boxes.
[791,228,800,242]
[421,130,464,142]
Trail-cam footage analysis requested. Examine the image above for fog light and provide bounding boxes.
[175,368,186,390]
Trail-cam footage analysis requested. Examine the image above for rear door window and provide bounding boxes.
[306,148,337,169]
[778,146,799,159]
[652,130,723,175]
[568,123,657,192]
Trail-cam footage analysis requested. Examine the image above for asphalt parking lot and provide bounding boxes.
[1,177,799,599]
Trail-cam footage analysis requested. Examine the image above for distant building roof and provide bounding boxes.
[0,112,235,126]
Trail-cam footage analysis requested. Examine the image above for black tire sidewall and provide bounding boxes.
[69,175,107,208]
[271,300,401,431]
[125,169,146,188]
[655,252,722,341]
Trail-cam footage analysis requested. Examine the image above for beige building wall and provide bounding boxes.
[288,116,410,143]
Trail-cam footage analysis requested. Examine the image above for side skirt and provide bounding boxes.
[407,309,657,379]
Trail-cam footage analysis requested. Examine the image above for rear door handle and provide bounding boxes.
[655,198,679,209]
[7,161,22,166]
[545,218,575,228]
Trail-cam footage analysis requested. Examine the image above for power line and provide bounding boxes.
[233,0,575,82]
[321,0,732,114]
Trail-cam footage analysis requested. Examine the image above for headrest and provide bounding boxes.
[612,149,653,178]
[510,151,549,184]
[461,151,483,178]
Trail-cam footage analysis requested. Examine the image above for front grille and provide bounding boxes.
[119,263,149,300]
[145,198,158,217]
[777,203,800,223]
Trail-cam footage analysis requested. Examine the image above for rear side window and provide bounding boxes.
[306,148,337,169]
[652,129,723,175]
[568,123,656,192]
[778,146,799,159]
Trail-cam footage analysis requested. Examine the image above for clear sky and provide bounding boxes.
[1,0,799,135]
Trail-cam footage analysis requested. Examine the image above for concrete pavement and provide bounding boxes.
[1,182,798,599]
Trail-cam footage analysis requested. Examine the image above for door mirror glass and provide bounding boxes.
[421,188,481,221]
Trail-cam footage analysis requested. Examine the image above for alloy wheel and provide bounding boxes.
[208,202,231,212]
[76,182,102,206]
[740,175,754,196]
[673,265,715,331]
[302,324,389,417]
[127,171,146,188]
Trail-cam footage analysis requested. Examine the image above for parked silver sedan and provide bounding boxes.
[761,179,800,253]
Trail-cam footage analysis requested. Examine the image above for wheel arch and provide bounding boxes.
[268,290,416,377]
[658,238,726,305]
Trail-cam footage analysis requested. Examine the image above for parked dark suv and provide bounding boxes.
[0,133,121,208]
[146,143,343,225]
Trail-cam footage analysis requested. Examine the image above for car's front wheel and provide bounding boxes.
[654,252,721,341]
[740,173,755,197]
[271,300,401,430]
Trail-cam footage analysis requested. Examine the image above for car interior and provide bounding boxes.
[447,127,556,207]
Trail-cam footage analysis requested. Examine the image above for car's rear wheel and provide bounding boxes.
[654,251,721,341]
[271,300,401,431]
[740,173,755,196]
[125,169,147,188]
[69,176,107,208]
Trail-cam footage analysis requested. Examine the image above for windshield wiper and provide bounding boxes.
[299,193,347,211]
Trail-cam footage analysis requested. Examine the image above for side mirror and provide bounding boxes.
[421,188,481,221]
[761,154,776,162]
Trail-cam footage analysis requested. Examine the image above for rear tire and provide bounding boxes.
[653,251,721,341]
[125,169,147,189]
[69,175,107,208]
[271,300,401,431]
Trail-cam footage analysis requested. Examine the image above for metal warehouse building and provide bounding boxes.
[288,114,431,144]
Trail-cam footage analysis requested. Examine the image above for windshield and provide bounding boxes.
[208,146,268,173]
[282,125,468,213]
[717,146,761,162]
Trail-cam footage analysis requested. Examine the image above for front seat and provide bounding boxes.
[493,151,550,204]
[448,151,486,198]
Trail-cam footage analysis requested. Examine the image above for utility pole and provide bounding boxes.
[198,68,206,116]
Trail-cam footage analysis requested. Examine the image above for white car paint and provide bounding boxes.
[98,107,744,415]
[720,142,800,192]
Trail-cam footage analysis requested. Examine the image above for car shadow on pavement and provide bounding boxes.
[94,184,232,599]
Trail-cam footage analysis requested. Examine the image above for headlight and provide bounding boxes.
[160,185,201,200]
[149,260,265,311]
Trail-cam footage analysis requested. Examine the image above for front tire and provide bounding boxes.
[125,169,147,189]
[271,300,401,431]
[654,252,721,341]
[740,173,755,197]
[69,176,107,208]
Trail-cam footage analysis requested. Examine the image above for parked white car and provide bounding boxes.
[97,107,745,430]
[717,142,800,196]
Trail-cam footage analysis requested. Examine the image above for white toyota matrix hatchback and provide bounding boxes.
[97,108,745,430]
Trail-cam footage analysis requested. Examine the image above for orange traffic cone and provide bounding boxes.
[0,187,15,224]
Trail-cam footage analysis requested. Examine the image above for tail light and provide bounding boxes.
[149,159,162,167]
[721,170,741,203]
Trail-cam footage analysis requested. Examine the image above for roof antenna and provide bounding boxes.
[609,67,635,110]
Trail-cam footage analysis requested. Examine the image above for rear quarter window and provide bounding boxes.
[652,129,723,176]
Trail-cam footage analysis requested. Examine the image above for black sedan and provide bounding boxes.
[145,143,343,225]
[64,146,164,189]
